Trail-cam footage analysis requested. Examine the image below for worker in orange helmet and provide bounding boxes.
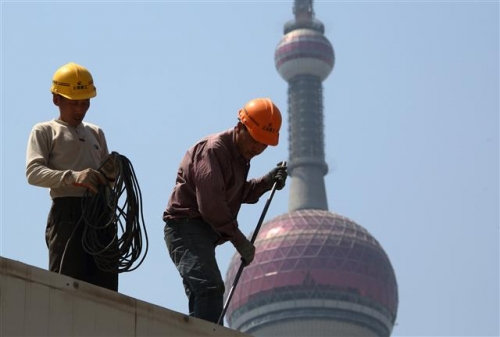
[26,62,118,291]
[163,98,288,324]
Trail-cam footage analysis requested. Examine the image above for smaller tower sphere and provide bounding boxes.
[275,28,334,82]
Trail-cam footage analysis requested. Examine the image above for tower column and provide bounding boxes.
[288,75,329,211]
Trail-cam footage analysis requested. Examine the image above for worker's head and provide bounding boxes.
[51,62,96,127]
[236,98,282,160]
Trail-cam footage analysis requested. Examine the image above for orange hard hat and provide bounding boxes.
[238,98,282,146]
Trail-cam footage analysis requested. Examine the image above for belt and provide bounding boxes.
[166,217,203,225]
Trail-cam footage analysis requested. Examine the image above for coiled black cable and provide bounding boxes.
[80,152,148,273]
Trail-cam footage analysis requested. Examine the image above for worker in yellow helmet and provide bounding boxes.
[162,98,288,324]
[26,62,118,291]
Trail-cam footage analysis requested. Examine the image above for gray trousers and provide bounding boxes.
[164,218,225,325]
[46,197,118,291]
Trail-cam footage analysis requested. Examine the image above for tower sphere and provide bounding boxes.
[224,209,398,336]
[275,28,334,82]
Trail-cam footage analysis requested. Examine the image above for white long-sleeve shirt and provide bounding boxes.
[26,118,109,199]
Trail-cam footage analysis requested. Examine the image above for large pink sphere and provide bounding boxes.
[224,209,398,335]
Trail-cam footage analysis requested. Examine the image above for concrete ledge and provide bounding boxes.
[0,256,249,337]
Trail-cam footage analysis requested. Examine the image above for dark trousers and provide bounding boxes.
[46,197,118,291]
[164,218,225,325]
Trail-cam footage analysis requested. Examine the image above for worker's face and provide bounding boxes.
[236,123,268,161]
[53,94,90,127]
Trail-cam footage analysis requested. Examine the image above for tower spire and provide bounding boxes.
[293,0,313,19]
[275,0,334,211]
[285,0,324,34]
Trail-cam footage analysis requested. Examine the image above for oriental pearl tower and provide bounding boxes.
[224,1,398,336]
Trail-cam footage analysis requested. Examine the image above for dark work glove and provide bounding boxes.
[71,168,107,193]
[99,152,120,182]
[267,162,288,190]
[234,237,256,266]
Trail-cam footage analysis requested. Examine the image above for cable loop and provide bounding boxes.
[80,152,148,273]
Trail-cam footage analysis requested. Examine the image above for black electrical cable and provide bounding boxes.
[80,152,149,273]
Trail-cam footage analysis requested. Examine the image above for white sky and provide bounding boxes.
[1,1,498,336]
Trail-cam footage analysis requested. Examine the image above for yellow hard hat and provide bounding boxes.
[238,98,282,146]
[50,62,97,100]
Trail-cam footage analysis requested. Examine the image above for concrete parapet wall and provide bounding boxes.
[0,256,249,337]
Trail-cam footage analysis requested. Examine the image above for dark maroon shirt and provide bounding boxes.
[163,127,272,246]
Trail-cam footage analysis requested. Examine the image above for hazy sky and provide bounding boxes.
[1,1,498,336]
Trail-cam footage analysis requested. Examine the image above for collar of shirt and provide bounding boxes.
[228,127,250,167]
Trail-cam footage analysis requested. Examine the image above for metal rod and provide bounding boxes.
[218,161,286,325]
